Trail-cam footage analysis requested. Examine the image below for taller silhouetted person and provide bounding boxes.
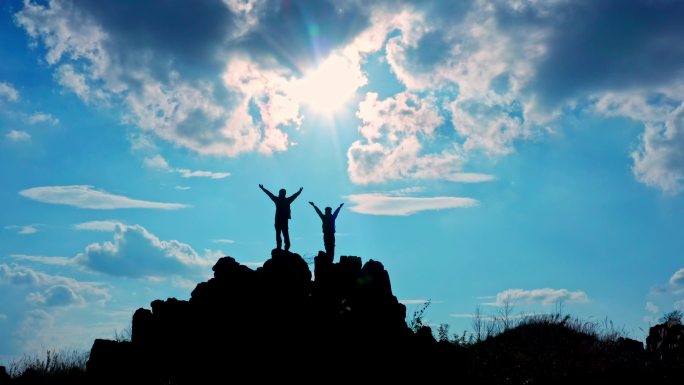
[309,201,343,257]
[259,184,303,251]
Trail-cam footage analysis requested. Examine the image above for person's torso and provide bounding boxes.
[275,197,291,222]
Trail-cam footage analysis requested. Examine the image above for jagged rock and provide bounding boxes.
[90,249,412,383]
[87,339,135,379]
[647,320,684,363]
[0,366,9,384]
[131,307,152,345]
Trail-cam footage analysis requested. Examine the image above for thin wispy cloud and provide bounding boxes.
[11,254,73,266]
[19,185,188,210]
[4,225,40,235]
[669,268,684,287]
[72,220,124,232]
[346,193,478,216]
[399,299,431,305]
[6,130,31,142]
[483,288,589,306]
[175,169,230,179]
[0,81,19,101]
[144,155,231,179]
[25,112,59,125]
[212,239,235,244]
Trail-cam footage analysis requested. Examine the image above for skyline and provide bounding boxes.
[2,0,684,360]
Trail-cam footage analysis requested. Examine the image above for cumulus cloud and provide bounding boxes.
[670,268,684,287]
[25,112,59,125]
[13,0,370,159]
[143,155,170,170]
[18,223,218,279]
[631,103,684,194]
[26,222,219,279]
[0,263,110,307]
[19,185,188,210]
[144,154,231,179]
[645,301,659,314]
[73,224,217,278]
[348,91,494,184]
[484,288,589,306]
[14,0,684,191]
[346,192,478,216]
[0,81,19,101]
[6,130,31,142]
[0,263,111,357]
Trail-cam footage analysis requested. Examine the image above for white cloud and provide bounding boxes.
[645,301,659,314]
[670,268,684,287]
[128,133,157,152]
[143,155,170,170]
[484,288,589,306]
[73,224,217,278]
[17,223,219,279]
[212,239,235,244]
[4,225,39,235]
[19,185,188,210]
[6,130,31,142]
[0,263,111,358]
[0,263,110,307]
[175,169,230,179]
[55,64,100,102]
[449,313,496,321]
[631,103,684,194]
[72,220,124,232]
[346,193,478,216]
[399,299,431,305]
[28,285,83,307]
[26,112,59,125]
[348,91,494,184]
[11,254,73,266]
[175,186,191,191]
[0,81,19,101]
[675,300,684,311]
[144,154,230,179]
[240,261,264,268]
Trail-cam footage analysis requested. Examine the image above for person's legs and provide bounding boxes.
[275,224,282,249]
[283,223,290,251]
[324,233,335,257]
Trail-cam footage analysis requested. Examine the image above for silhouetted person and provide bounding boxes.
[309,201,343,257]
[260,184,303,251]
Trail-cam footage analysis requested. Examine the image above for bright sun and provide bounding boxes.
[289,54,366,115]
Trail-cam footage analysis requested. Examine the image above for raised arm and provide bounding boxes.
[309,201,324,219]
[333,203,344,219]
[259,184,276,202]
[288,187,303,203]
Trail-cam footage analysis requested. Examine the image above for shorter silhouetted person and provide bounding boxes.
[309,201,343,257]
[260,184,303,251]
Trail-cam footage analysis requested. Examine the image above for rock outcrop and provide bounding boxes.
[647,318,684,364]
[87,249,426,383]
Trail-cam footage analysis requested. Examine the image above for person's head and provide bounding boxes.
[279,189,286,198]
[325,207,332,214]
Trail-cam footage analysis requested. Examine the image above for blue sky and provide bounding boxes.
[2,0,684,360]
